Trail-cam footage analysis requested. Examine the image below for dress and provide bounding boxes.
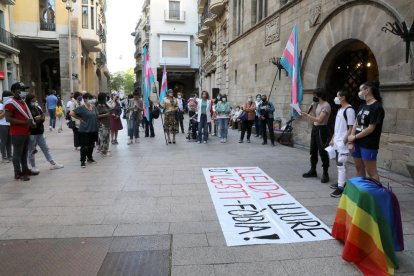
[161,97,178,132]
[109,102,123,131]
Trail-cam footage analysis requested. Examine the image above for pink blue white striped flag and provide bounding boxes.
[160,65,167,104]
[143,46,155,121]
[280,25,303,110]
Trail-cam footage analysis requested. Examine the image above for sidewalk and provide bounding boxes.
[0,117,413,275]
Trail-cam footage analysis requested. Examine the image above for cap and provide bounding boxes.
[10,82,29,91]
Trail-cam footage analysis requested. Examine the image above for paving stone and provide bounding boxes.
[214,261,288,276]
[56,225,117,238]
[109,235,171,252]
[172,265,215,276]
[280,257,361,275]
[172,246,237,265]
[1,226,63,240]
[172,233,208,248]
[169,221,221,234]
[114,223,170,236]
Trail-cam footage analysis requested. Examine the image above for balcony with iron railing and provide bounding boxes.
[40,20,56,31]
[210,0,228,16]
[0,0,16,5]
[96,51,107,66]
[201,8,215,27]
[164,9,185,22]
[0,26,19,51]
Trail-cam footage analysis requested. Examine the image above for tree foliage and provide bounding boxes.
[108,68,135,94]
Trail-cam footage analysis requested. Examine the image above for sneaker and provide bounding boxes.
[238,140,243,143]
[223,138,227,143]
[2,158,10,163]
[330,187,344,198]
[261,142,267,145]
[31,167,40,173]
[135,138,139,143]
[302,170,317,178]
[330,183,338,189]
[197,141,201,144]
[50,163,64,170]
[203,141,207,144]
[127,140,133,145]
[271,142,275,147]
[321,173,330,183]
[49,126,52,131]
[81,162,86,168]
[87,159,97,164]
[19,175,30,181]
[25,169,39,176]
[247,139,251,143]
[101,152,111,157]
[220,139,224,143]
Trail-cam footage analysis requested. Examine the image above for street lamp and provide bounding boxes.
[62,0,76,94]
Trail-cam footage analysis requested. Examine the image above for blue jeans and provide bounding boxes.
[197,114,209,142]
[28,134,53,168]
[48,109,56,128]
[255,115,262,136]
[218,118,229,139]
[127,118,140,139]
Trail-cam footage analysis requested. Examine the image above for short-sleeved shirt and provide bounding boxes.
[96,104,110,128]
[5,98,31,136]
[74,105,98,133]
[0,102,10,126]
[333,106,355,151]
[314,101,331,126]
[46,95,58,110]
[29,106,45,135]
[355,101,385,149]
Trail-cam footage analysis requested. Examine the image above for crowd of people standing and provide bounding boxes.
[1,81,385,202]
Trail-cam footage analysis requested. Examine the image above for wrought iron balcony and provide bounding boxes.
[0,0,16,5]
[0,26,19,50]
[40,20,56,31]
[96,51,107,66]
[210,0,228,16]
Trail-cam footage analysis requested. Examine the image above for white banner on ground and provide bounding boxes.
[202,167,333,246]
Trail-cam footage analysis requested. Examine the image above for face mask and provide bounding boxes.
[178,96,182,99]
[87,99,96,105]
[236,108,240,111]
[261,98,267,102]
[334,97,341,105]
[248,97,253,102]
[30,102,37,107]
[256,97,261,101]
[313,96,319,102]
[358,91,365,100]
[168,93,173,97]
[217,96,220,100]
[19,91,27,99]
[222,98,226,102]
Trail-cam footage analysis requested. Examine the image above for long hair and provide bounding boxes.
[97,92,109,108]
[362,81,382,103]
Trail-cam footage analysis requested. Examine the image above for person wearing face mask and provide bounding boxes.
[212,94,221,136]
[231,105,241,129]
[160,89,179,144]
[0,91,13,163]
[176,92,187,134]
[109,93,123,144]
[45,90,58,131]
[70,93,99,168]
[196,91,213,144]
[258,95,276,146]
[186,93,198,135]
[239,96,256,143]
[25,94,64,172]
[348,81,384,181]
[5,83,38,181]
[301,88,332,183]
[254,94,262,138]
[67,91,82,150]
[215,94,231,143]
[126,92,143,145]
[328,90,355,197]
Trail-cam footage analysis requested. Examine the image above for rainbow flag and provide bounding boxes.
[143,46,155,121]
[332,177,404,276]
[280,25,303,114]
[160,65,167,104]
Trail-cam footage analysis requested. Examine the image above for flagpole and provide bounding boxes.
[155,85,169,146]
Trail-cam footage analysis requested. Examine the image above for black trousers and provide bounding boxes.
[72,127,80,148]
[144,117,154,137]
[261,118,275,143]
[240,120,254,141]
[11,135,29,175]
[188,111,195,131]
[309,125,330,171]
[79,132,97,162]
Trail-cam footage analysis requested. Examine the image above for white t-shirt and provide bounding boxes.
[333,106,355,152]
[0,103,10,126]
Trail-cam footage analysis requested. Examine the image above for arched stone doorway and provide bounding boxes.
[41,58,61,97]
[320,39,379,108]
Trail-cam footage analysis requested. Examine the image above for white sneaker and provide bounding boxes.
[50,163,64,170]
[203,141,207,144]
[135,138,139,143]
[31,167,40,173]
[49,127,52,131]
[223,138,227,143]
[127,140,133,145]
[197,141,201,144]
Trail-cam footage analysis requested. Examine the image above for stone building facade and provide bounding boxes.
[197,0,414,176]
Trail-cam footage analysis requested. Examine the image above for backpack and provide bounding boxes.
[151,106,160,119]
[56,106,63,117]
[343,106,355,129]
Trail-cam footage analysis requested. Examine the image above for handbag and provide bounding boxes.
[67,120,75,129]
[238,111,248,121]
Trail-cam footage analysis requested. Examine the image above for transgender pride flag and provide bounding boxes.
[143,46,155,121]
[160,65,167,104]
[280,25,303,109]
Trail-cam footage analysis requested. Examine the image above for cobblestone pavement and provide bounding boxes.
[0,117,413,275]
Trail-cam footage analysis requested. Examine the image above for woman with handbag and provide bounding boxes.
[239,96,256,143]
